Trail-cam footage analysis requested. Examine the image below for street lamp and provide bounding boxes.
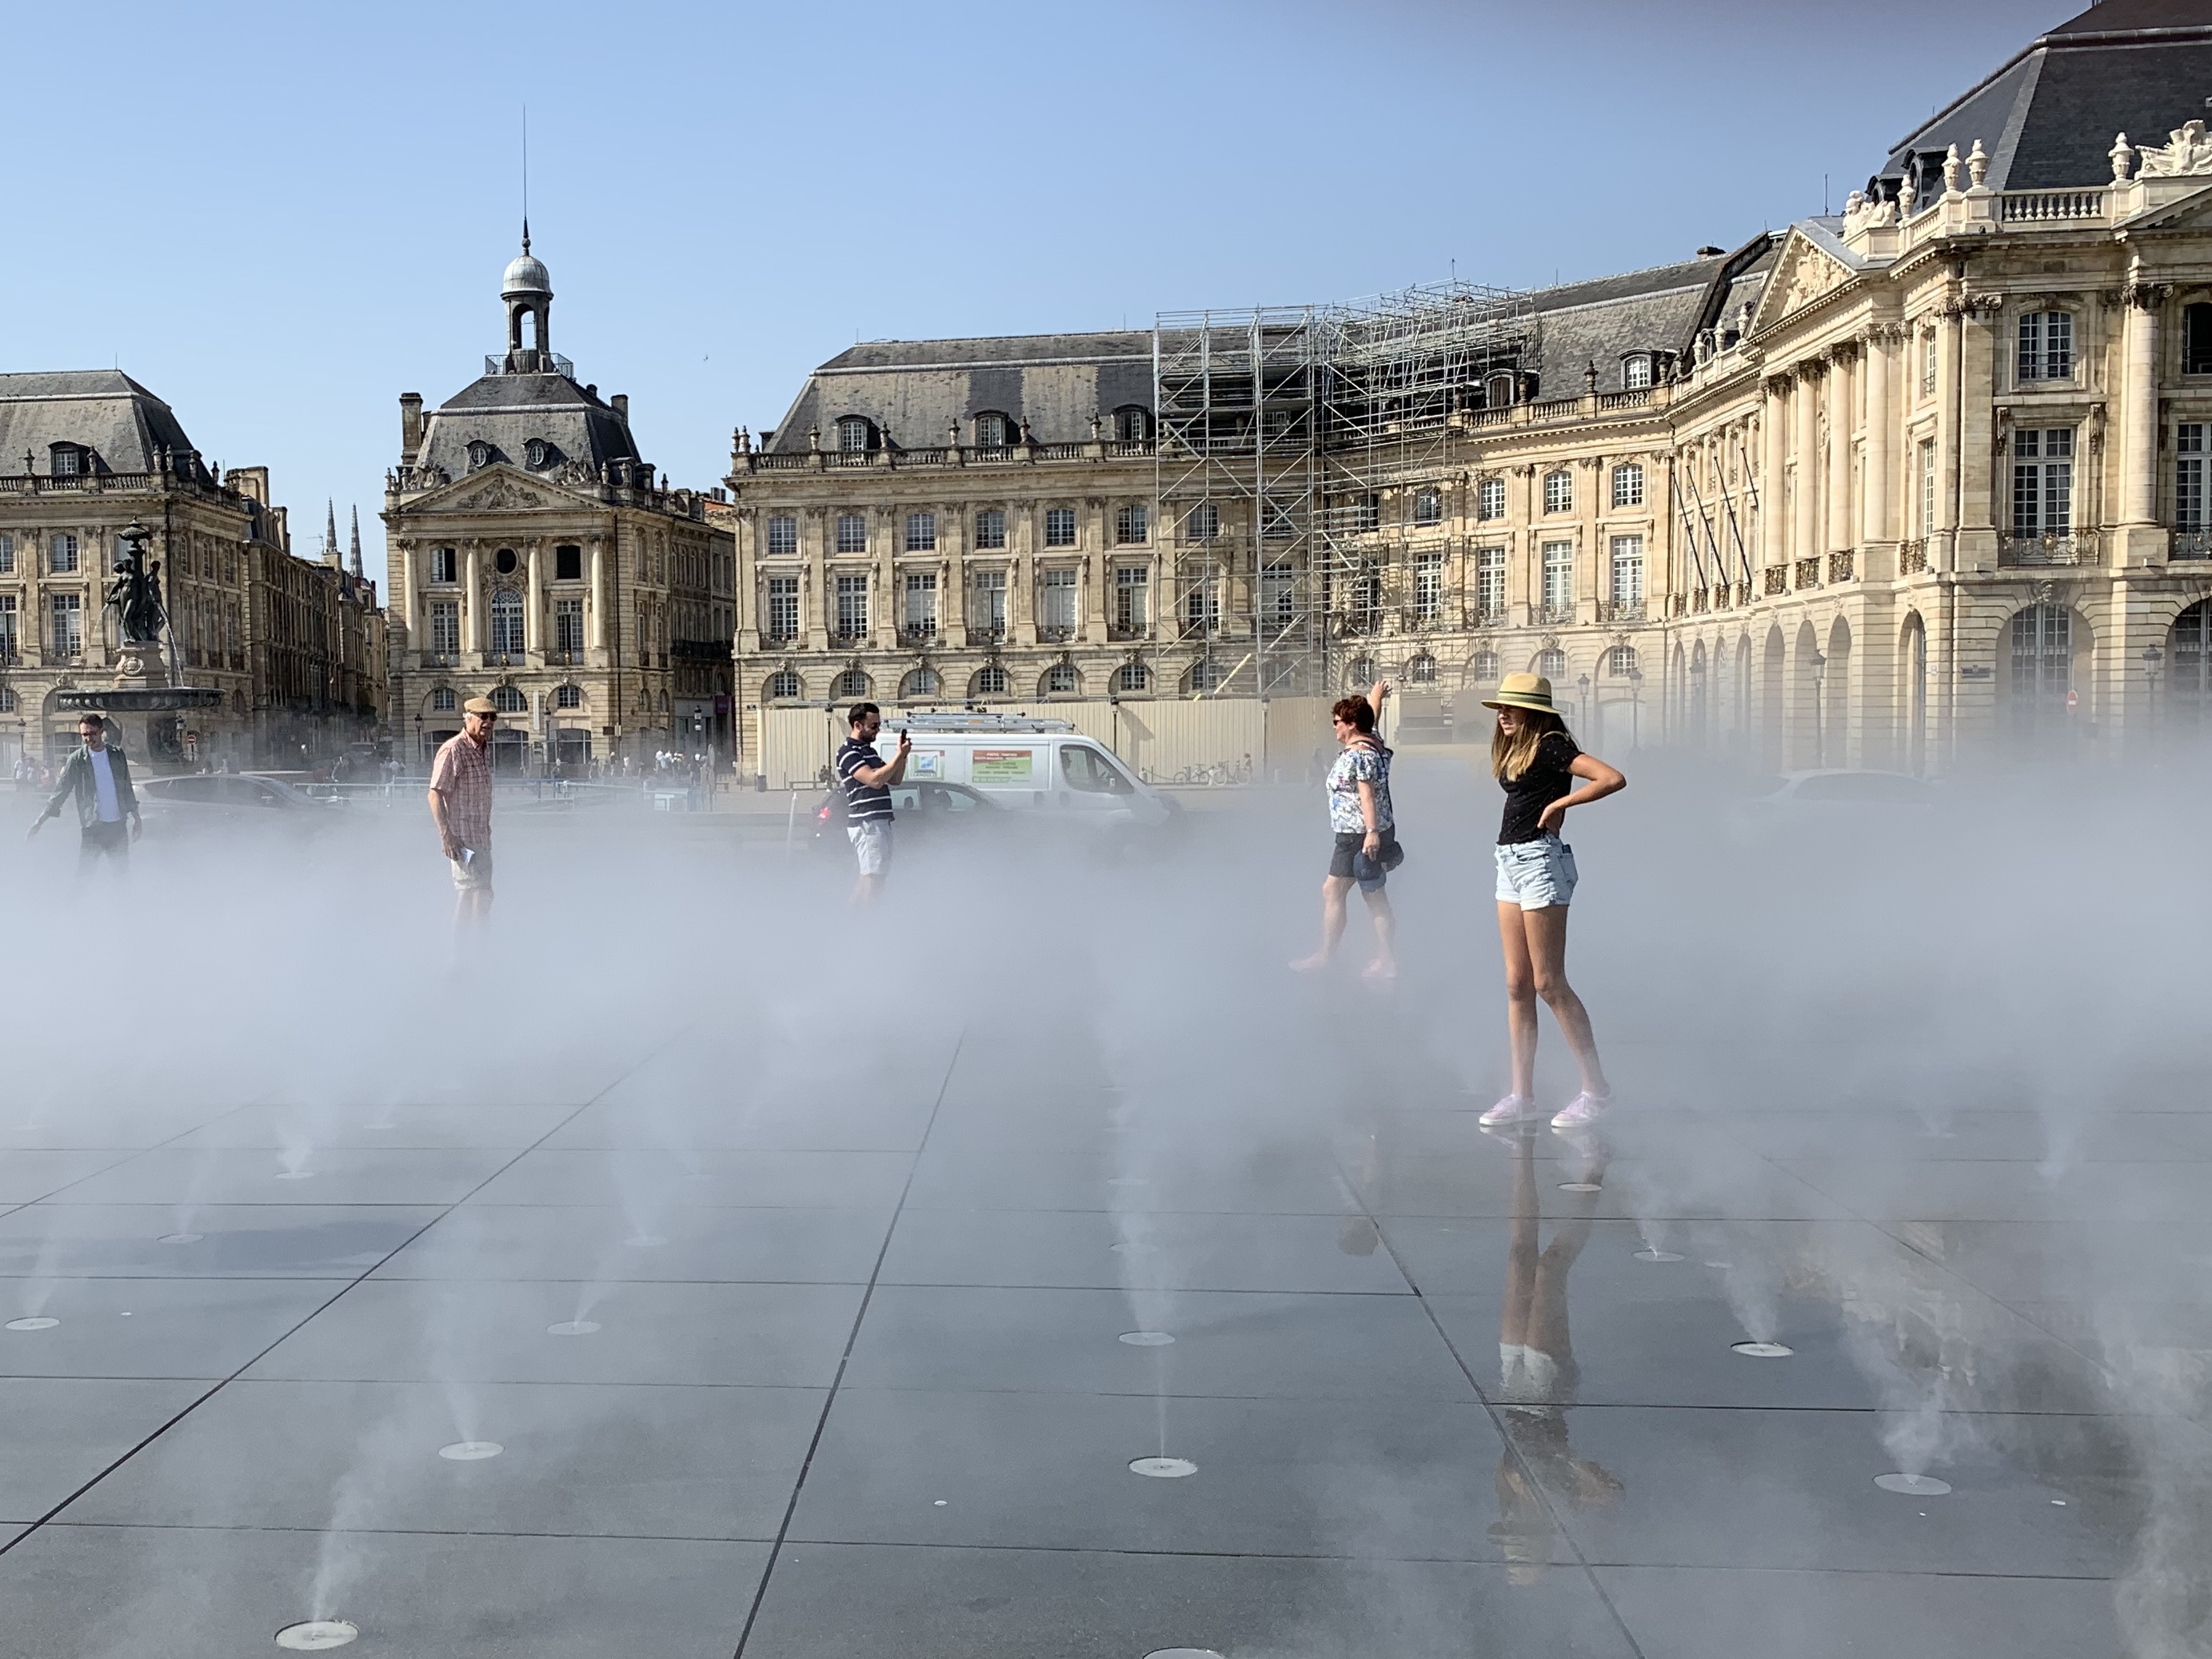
[1576,673,1591,728]
[1809,650,1827,768]
[2142,642,2164,736]
[1628,666,1644,750]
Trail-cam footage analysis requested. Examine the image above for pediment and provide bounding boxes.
[1749,231,1859,334]
[400,462,598,514]
[2127,178,2212,232]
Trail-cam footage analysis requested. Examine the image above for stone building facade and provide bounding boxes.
[0,373,381,771]
[728,2,2212,770]
[381,237,734,771]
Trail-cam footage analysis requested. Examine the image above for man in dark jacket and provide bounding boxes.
[27,714,141,868]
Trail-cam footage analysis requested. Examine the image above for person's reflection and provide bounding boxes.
[1487,1124,1623,1583]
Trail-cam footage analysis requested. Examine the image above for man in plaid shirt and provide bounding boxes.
[428,696,498,925]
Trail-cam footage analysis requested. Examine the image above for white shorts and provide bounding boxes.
[1495,836,1576,909]
[848,819,893,877]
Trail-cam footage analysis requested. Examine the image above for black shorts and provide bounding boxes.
[1328,830,1395,890]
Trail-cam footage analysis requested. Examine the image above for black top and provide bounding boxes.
[835,736,894,822]
[1498,731,1580,845]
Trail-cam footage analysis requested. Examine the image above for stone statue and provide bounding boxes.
[2138,119,2212,178]
[106,524,166,646]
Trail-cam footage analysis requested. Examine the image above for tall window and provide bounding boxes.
[554,598,585,652]
[555,544,581,581]
[1186,502,1219,542]
[1352,494,1380,532]
[766,514,798,556]
[50,593,82,658]
[430,601,459,656]
[1477,477,1506,520]
[1115,504,1149,545]
[430,546,457,582]
[1921,330,1939,397]
[903,570,938,636]
[1609,535,1645,609]
[1184,569,1219,631]
[1541,541,1574,617]
[2178,424,2207,531]
[0,595,16,662]
[1114,566,1149,632]
[489,590,525,655]
[766,576,799,639]
[1261,563,1295,630]
[972,568,1007,635]
[768,670,802,701]
[0,534,14,574]
[2010,603,2073,738]
[1044,507,1077,547]
[904,512,936,552]
[1919,438,1938,534]
[974,509,1006,550]
[1543,470,1572,514]
[1040,566,1078,632]
[1611,463,1645,508]
[836,572,868,638]
[835,513,867,554]
[2013,429,2074,538]
[1413,488,1442,526]
[2017,311,2074,382]
[1476,546,1506,619]
[49,534,78,574]
[1414,550,1443,620]
[2187,304,2212,375]
[836,417,872,452]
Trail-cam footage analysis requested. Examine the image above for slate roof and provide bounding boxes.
[0,370,207,479]
[417,371,645,478]
[1879,0,2212,194]
[765,333,1156,454]
[1523,244,1775,394]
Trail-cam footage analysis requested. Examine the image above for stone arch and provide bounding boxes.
[1996,600,2091,749]
[1899,611,1929,774]
[1824,615,1853,767]
[1761,625,1786,771]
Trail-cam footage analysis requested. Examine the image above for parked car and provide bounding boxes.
[1727,768,1938,844]
[810,780,1003,854]
[135,771,341,836]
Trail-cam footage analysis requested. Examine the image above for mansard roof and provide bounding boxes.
[1880,0,2212,194]
[417,371,645,479]
[1521,242,1777,392]
[0,370,208,479]
[766,332,1156,454]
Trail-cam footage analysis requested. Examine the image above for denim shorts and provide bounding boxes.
[1495,836,1576,909]
[1328,830,1396,893]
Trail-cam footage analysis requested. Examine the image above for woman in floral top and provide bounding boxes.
[1292,680,1399,981]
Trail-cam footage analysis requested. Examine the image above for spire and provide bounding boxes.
[349,506,363,578]
[324,499,338,565]
[521,217,531,256]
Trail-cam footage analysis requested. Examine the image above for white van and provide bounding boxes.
[864,714,1175,827]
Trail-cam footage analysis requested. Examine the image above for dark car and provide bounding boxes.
[136,771,340,836]
[810,781,1000,854]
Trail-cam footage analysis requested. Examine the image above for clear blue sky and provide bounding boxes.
[6,0,2069,590]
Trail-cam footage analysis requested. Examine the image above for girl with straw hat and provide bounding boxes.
[1475,674,1625,1130]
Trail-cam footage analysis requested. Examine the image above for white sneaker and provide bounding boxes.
[1549,1091,1612,1129]
[1479,1093,1539,1127]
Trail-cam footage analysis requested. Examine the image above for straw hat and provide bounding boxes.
[1480,673,1559,714]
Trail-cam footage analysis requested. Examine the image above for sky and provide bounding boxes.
[3,0,2074,590]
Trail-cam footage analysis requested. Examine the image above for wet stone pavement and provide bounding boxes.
[0,1031,2202,1658]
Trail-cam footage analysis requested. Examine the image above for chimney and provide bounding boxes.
[612,393,629,422]
[399,393,424,463]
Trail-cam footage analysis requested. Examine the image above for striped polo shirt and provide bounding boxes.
[835,736,895,822]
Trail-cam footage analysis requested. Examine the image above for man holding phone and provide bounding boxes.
[834,701,908,905]
[428,696,498,928]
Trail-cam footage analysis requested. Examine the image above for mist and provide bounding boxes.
[0,739,2202,1657]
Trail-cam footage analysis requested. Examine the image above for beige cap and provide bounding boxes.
[462,696,500,716]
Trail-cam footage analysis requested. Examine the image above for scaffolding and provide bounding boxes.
[1155,281,1536,698]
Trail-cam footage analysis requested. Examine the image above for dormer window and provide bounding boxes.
[466,441,493,470]
[974,412,1015,447]
[1483,372,1515,409]
[525,439,553,470]
[1113,406,1152,443]
[49,443,85,477]
[836,416,876,452]
[1622,354,1654,390]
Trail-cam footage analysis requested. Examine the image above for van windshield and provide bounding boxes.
[1062,744,1131,794]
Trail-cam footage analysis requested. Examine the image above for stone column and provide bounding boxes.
[2122,282,2162,527]
[1793,369,1820,567]
[1760,378,1787,571]
[590,536,609,650]
[1862,330,1892,550]
[463,543,481,652]
[1935,307,1962,557]
[1826,349,1853,556]
[525,542,543,654]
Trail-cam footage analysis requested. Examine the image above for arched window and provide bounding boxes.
[489,590,525,655]
[1535,647,1567,682]
[1483,372,1515,409]
[467,441,493,470]
[1113,406,1152,443]
[2009,603,2074,739]
[1611,463,1645,508]
[1413,488,1442,526]
[1472,647,1499,685]
[554,682,583,710]
[900,668,940,699]
[1543,470,1572,514]
[1041,663,1080,696]
[1606,645,1638,677]
[833,669,872,699]
[491,684,526,714]
[2173,600,2212,725]
[971,665,1009,697]
[836,417,875,452]
[525,439,552,470]
[431,687,456,713]
[1622,354,1654,390]
[1409,652,1437,684]
[973,412,1016,447]
[1115,662,1150,694]
[767,670,803,701]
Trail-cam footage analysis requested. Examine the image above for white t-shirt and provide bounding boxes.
[88,748,122,823]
